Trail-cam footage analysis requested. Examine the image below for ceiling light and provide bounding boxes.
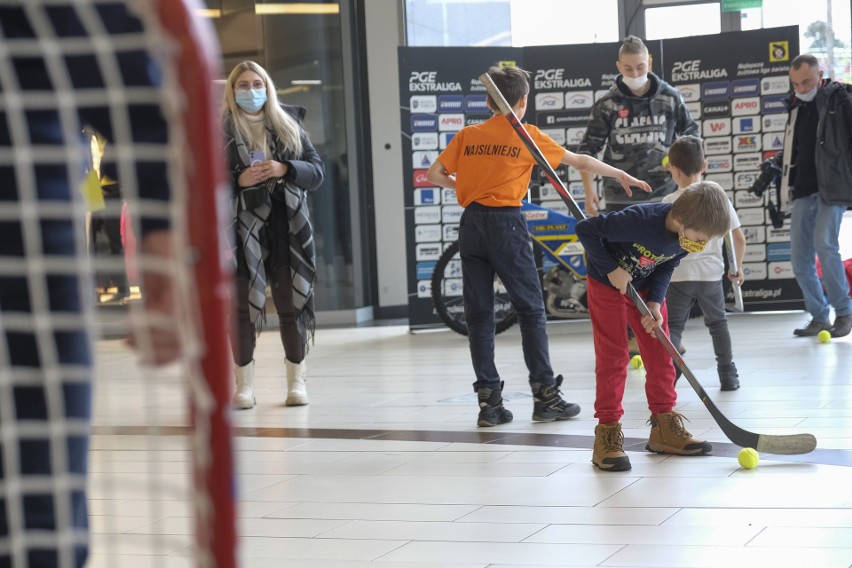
[256,3,340,15]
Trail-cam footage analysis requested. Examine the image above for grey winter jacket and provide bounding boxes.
[577,73,698,205]
[771,80,852,207]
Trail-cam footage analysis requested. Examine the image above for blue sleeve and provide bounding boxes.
[575,215,619,277]
[646,253,685,305]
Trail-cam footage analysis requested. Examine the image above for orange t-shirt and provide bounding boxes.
[436,115,566,207]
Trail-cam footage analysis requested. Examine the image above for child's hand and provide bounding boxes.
[641,301,665,334]
[607,267,632,294]
[728,269,745,286]
[618,173,652,197]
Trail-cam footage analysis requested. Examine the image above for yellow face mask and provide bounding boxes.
[678,232,707,253]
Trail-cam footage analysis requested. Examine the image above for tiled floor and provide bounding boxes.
[88,310,852,567]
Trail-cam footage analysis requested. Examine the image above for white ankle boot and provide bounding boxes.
[232,360,256,409]
[285,359,308,406]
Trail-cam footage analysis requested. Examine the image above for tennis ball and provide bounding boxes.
[630,354,643,369]
[738,447,759,469]
[661,155,670,168]
[818,330,831,343]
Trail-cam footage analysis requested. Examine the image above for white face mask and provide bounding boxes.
[796,86,818,102]
[622,74,649,92]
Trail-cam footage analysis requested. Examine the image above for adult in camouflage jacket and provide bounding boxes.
[578,36,698,215]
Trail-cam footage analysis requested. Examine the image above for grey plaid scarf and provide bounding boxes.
[229,118,316,344]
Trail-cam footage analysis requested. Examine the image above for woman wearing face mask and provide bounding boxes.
[222,60,324,409]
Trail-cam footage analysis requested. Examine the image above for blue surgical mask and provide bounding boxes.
[235,88,268,113]
[796,86,818,103]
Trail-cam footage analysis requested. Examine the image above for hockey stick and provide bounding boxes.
[724,231,744,312]
[479,73,816,455]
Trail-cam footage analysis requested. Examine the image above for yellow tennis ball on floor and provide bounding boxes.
[630,355,643,369]
[738,447,759,469]
[818,329,831,343]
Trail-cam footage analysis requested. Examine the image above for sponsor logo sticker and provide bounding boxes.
[414,188,439,206]
[565,91,594,109]
[536,92,565,110]
[410,114,438,132]
[763,132,784,151]
[734,153,762,170]
[733,116,761,134]
[410,95,437,113]
[769,41,789,62]
[415,224,442,243]
[705,173,733,190]
[731,78,760,97]
[734,135,761,153]
[412,132,438,150]
[706,154,733,173]
[768,261,794,279]
[761,75,790,95]
[702,81,730,100]
[414,206,441,224]
[704,137,732,155]
[731,97,760,116]
[412,150,438,168]
[438,113,464,131]
[762,114,787,132]
[703,118,732,136]
[677,83,701,102]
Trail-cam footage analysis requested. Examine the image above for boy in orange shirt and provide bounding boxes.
[427,65,651,427]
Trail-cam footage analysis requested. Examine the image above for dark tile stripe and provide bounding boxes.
[91,426,852,467]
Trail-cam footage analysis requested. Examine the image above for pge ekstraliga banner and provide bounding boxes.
[399,26,800,332]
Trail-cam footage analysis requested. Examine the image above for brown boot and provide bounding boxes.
[646,412,712,455]
[592,423,631,472]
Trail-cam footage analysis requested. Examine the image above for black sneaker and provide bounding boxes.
[830,314,852,338]
[793,319,831,337]
[531,375,580,422]
[718,363,740,391]
[477,382,513,427]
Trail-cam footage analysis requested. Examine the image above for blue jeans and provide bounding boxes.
[790,194,852,323]
[458,203,554,391]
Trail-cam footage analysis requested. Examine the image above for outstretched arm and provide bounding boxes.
[562,150,651,197]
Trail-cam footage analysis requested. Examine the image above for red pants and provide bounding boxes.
[587,277,677,424]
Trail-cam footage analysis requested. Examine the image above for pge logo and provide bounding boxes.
[686,101,702,119]
[409,71,437,84]
[534,68,564,82]
[542,128,566,146]
[566,127,586,145]
[677,83,701,102]
[565,91,593,109]
[731,97,760,116]
[535,93,564,110]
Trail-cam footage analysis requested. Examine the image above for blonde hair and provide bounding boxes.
[670,181,731,239]
[223,60,303,157]
[619,36,648,58]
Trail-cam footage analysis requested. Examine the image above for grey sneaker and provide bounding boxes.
[793,320,831,337]
[830,314,852,338]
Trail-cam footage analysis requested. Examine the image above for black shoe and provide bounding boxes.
[793,319,831,337]
[830,314,852,338]
[476,382,513,427]
[718,363,740,391]
[531,375,580,422]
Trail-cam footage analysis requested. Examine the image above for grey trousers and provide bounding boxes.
[666,280,734,368]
